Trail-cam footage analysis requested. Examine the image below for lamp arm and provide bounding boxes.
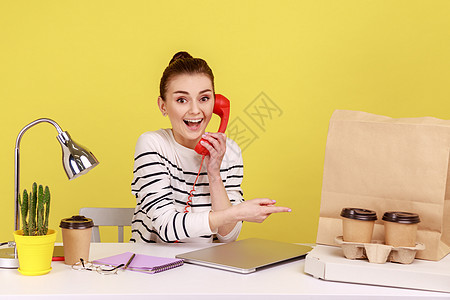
[14,118,64,231]
[15,118,63,149]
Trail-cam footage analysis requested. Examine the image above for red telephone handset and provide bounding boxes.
[194,94,230,156]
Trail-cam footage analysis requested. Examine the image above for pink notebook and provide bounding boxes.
[93,252,184,274]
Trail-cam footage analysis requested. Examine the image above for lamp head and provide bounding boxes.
[57,131,99,180]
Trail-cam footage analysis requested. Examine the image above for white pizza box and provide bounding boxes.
[304,244,450,293]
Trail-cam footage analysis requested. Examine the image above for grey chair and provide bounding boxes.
[79,207,135,242]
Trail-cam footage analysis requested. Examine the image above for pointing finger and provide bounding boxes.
[264,206,292,214]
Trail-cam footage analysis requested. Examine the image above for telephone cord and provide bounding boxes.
[184,154,206,213]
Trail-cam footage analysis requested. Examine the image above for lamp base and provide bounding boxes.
[0,242,19,269]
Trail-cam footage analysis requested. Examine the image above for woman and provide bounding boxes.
[131,51,291,243]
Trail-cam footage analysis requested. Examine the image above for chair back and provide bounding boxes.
[79,207,135,242]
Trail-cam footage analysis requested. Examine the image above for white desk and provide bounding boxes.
[0,243,449,299]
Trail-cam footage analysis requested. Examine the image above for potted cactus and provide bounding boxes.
[13,182,57,276]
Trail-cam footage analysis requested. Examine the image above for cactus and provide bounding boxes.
[18,182,51,236]
[37,185,44,236]
[18,189,29,236]
[29,183,37,236]
[43,186,50,235]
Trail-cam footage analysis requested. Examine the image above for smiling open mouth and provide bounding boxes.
[184,118,203,128]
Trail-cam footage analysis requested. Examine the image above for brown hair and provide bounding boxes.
[159,51,215,100]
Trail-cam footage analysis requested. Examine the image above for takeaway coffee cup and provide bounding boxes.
[60,215,94,265]
[382,211,420,247]
[340,208,378,243]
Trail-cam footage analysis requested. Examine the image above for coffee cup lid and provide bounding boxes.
[382,211,420,224]
[340,208,377,221]
[60,215,94,229]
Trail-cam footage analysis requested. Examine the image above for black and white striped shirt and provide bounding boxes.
[130,129,244,243]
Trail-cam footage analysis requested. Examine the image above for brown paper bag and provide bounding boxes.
[317,110,450,261]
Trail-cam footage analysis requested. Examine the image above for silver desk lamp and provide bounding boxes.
[0,118,99,269]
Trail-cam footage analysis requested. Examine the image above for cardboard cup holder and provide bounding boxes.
[335,236,425,264]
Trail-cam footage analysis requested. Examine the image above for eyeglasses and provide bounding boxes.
[72,258,124,275]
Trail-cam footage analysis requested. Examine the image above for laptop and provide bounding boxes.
[175,238,312,274]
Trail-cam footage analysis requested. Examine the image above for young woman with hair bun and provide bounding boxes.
[130,51,291,243]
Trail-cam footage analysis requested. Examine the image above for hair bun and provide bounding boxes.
[169,51,193,65]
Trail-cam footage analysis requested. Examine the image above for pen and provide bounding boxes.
[124,253,136,270]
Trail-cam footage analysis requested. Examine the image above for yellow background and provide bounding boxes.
[1,1,449,243]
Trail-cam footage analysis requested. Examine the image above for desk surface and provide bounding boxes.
[1,242,449,299]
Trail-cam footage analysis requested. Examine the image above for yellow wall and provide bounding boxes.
[1,1,449,243]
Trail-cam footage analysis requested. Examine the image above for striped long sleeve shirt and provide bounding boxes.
[130,129,244,243]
